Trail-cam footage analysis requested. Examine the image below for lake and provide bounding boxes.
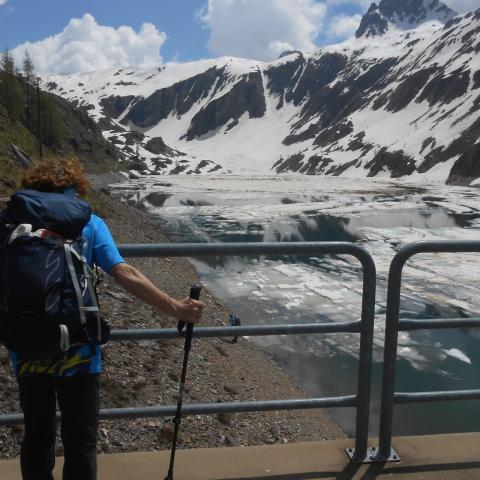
[113,174,480,437]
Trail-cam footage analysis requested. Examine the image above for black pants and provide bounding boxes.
[18,374,100,480]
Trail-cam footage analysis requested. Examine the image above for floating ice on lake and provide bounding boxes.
[443,349,472,365]
[116,175,480,380]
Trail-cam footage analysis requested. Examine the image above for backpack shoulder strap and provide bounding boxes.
[64,243,101,317]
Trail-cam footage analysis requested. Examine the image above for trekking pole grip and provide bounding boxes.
[177,284,203,333]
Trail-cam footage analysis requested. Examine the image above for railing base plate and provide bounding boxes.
[346,447,400,463]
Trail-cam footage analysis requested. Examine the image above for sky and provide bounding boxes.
[0,0,479,74]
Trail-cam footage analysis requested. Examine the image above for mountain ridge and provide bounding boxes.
[43,4,480,184]
[356,0,456,38]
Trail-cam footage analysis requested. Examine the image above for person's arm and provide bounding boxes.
[110,262,204,323]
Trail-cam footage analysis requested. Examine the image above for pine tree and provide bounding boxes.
[22,50,35,129]
[1,48,15,75]
[22,51,35,83]
[0,49,23,121]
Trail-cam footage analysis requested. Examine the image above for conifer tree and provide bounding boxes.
[0,49,23,121]
[22,50,35,129]
[1,48,15,75]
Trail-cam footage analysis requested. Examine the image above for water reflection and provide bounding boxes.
[115,181,480,437]
[120,189,473,239]
[144,192,171,207]
[272,214,360,243]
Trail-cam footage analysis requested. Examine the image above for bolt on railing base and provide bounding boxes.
[373,447,400,462]
[346,446,400,463]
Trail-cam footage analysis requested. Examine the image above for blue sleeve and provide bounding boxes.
[91,216,125,274]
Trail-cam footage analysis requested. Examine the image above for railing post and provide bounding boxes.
[351,251,376,462]
[376,251,407,461]
[375,241,480,462]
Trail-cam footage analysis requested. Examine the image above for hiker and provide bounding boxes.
[0,157,205,480]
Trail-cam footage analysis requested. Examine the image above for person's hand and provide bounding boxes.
[174,297,205,323]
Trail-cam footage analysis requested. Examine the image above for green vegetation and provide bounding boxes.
[22,51,35,131]
[0,104,41,196]
[0,103,112,215]
[0,49,23,122]
[0,49,64,197]
[0,49,122,199]
[0,49,64,153]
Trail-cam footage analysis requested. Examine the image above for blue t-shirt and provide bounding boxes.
[82,214,125,274]
[11,214,125,377]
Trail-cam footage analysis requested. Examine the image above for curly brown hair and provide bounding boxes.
[21,157,90,196]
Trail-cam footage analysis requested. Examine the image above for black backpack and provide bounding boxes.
[0,189,109,359]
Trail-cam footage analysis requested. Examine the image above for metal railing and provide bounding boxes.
[376,240,480,462]
[3,240,479,464]
[0,242,376,463]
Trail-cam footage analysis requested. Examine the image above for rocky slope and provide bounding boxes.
[43,0,480,183]
[48,92,124,174]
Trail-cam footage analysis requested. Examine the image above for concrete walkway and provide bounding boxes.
[1,432,480,479]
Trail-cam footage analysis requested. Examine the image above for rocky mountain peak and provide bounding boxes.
[356,0,457,38]
[278,50,302,59]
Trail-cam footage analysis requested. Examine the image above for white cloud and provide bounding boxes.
[12,13,167,74]
[198,0,328,61]
[327,14,362,39]
[444,0,480,13]
[0,0,8,5]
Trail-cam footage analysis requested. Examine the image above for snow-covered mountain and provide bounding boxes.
[43,0,480,183]
[356,0,456,37]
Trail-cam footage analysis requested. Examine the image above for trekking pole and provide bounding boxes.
[229,313,241,343]
[165,284,202,480]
